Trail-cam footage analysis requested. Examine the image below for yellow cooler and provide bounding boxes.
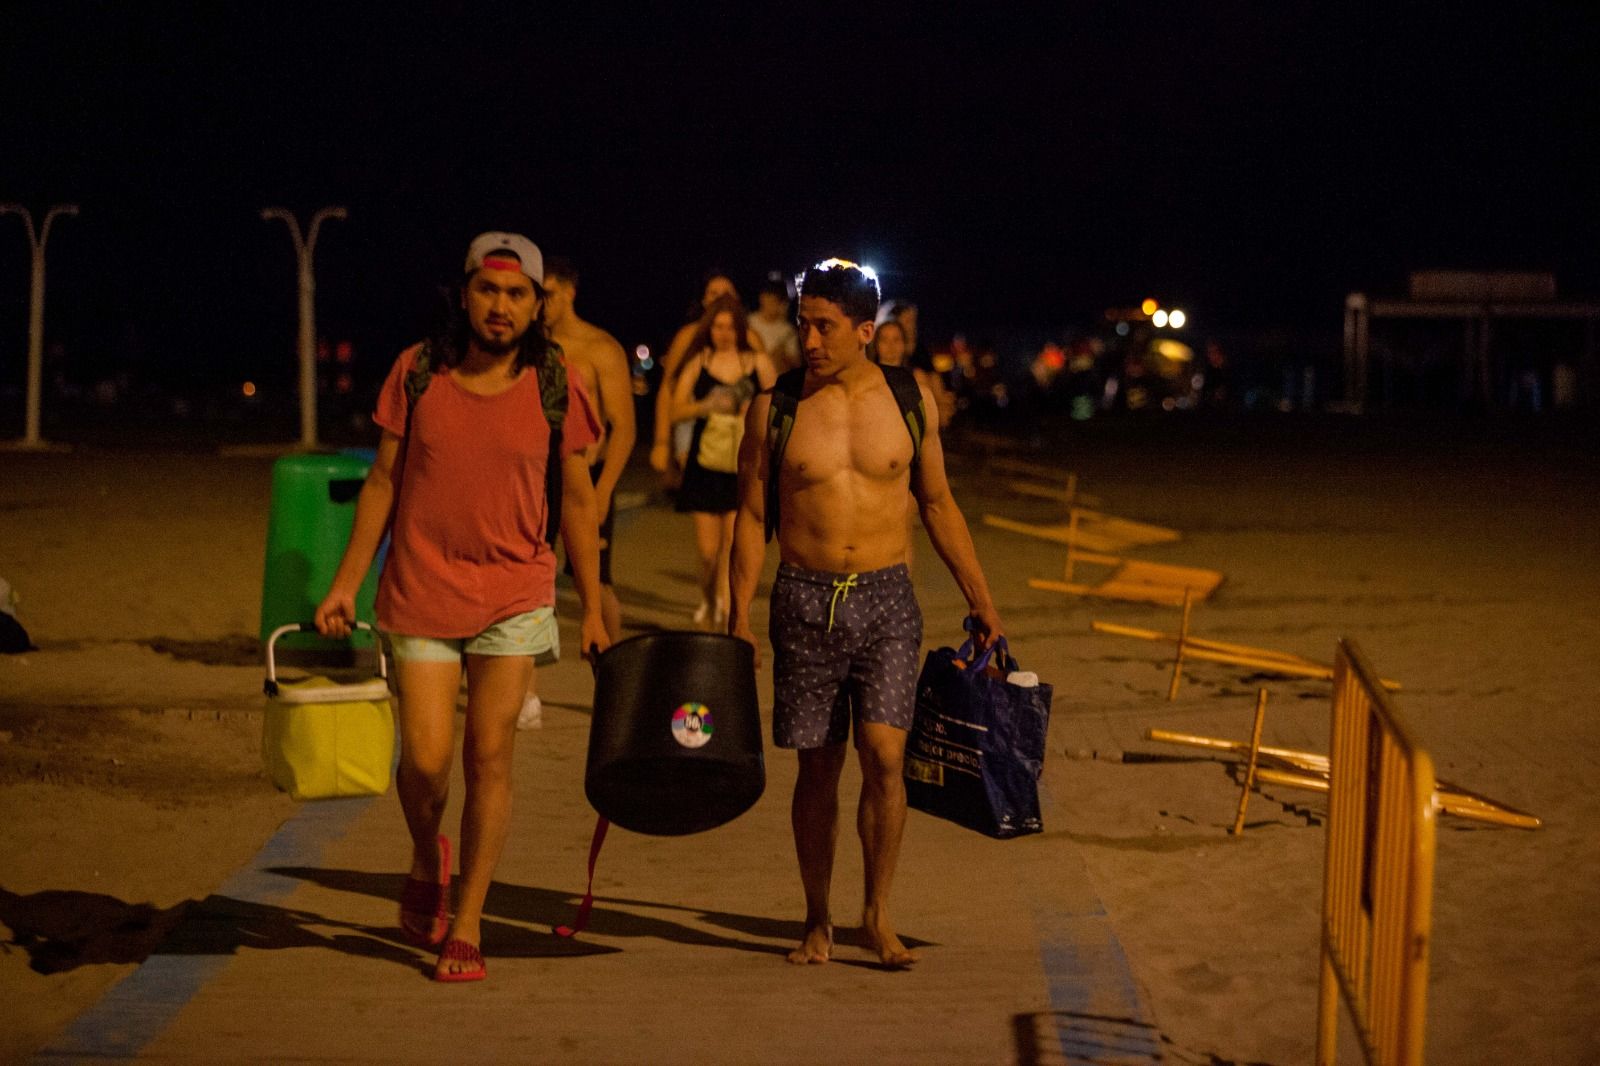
[263,621,395,800]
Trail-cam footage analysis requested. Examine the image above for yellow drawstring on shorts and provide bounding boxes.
[827,573,859,632]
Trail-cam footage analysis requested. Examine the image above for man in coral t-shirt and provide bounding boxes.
[315,232,609,982]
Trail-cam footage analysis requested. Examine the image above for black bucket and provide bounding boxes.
[585,632,764,835]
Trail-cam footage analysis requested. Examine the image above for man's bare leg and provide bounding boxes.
[437,653,532,978]
[857,722,916,967]
[393,658,461,939]
[788,742,847,964]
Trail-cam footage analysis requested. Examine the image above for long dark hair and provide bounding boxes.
[429,274,557,374]
[687,294,753,356]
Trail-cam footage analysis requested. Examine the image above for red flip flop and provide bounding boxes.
[399,835,451,947]
[434,938,486,983]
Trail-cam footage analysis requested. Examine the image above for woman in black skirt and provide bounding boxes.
[670,294,778,627]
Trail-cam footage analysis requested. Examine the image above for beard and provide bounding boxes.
[470,323,526,356]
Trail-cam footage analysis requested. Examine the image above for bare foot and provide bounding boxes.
[862,917,917,969]
[786,921,833,965]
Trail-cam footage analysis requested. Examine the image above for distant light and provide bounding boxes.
[635,344,650,361]
[1152,310,1169,328]
[1169,309,1187,329]
[1115,321,1130,336]
[1141,298,1159,316]
[638,357,655,371]
[242,381,257,397]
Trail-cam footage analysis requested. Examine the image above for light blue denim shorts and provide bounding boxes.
[385,607,560,664]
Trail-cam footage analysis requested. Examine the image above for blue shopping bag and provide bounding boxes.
[904,627,1053,839]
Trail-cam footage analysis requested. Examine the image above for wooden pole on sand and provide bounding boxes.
[1166,589,1194,701]
[1231,689,1269,835]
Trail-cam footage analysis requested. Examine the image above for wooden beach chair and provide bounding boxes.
[1007,509,1219,606]
[1090,599,1402,699]
[983,506,1177,554]
[1029,555,1222,607]
[984,463,1104,510]
[1144,726,1542,830]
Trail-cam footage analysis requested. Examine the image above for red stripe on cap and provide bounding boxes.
[480,256,522,272]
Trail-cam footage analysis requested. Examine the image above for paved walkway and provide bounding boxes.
[37,483,1160,1065]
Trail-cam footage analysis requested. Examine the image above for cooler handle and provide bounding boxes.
[263,620,387,698]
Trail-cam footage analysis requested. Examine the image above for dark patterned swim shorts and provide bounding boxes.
[769,562,923,750]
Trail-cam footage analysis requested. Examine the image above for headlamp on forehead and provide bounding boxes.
[797,257,880,298]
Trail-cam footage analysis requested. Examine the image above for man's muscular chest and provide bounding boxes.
[783,386,915,486]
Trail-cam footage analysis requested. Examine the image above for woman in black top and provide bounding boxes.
[670,295,777,627]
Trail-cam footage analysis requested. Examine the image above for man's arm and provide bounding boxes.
[650,322,696,472]
[909,384,1003,648]
[590,333,637,525]
[728,392,772,665]
[315,431,401,637]
[559,450,611,660]
[752,350,779,392]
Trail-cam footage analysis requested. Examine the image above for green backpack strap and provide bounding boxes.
[404,342,436,411]
[764,369,805,542]
[879,364,927,468]
[763,364,926,543]
[539,342,568,549]
[401,338,569,548]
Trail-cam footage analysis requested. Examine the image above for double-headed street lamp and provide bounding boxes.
[1,202,78,449]
[262,205,347,450]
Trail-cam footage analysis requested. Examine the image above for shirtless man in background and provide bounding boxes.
[517,257,635,730]
[728,259,1003,968]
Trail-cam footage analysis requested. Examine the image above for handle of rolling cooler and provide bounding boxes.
[263,620,388,698]
[555,646,608,939]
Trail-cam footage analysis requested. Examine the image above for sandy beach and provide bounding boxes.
[2,414,1597,1064]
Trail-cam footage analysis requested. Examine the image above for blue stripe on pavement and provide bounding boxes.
[1032,778,1163,1062]
[35,796,374,1063]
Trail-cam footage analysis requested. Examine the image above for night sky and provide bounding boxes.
[2,3,1596,394]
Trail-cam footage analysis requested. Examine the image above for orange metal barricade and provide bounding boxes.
[1317,640,1437,1066]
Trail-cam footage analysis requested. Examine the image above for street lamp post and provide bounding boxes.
[1,202,78,449]
[261,205,347,450]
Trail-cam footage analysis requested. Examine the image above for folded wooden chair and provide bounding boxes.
[1029,555,1223,606]
[999,508,1218,606]
[983,505,1179,554]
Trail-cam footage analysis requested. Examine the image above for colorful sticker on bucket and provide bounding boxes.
[672,702,714,749]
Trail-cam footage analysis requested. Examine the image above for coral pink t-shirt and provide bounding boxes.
[371,343,601,638]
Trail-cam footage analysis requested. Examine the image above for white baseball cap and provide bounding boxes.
[465,232,544,285]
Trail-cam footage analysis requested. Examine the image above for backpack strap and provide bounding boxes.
[394,343,437,502]
[880,364,927,467]
[763,364,926,543]
[404,343,435,412]
[539,342,568,549]
[763,369,804,543]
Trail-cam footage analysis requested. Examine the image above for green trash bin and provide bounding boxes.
[260,453,380,651]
